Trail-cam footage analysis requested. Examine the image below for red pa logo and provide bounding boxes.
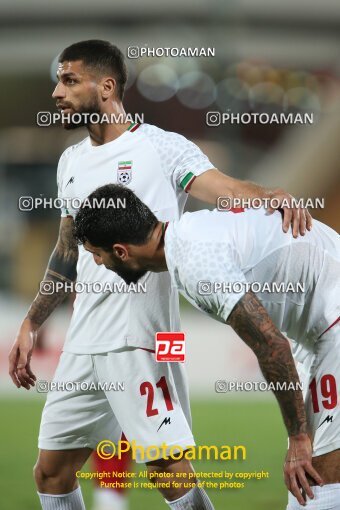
[155,332,185,362]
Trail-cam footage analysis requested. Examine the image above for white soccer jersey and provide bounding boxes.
[164,207,340,346]
[57,123,214,353]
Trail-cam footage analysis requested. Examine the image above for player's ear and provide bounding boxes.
[100,77,116,99]
[113,243,128,261]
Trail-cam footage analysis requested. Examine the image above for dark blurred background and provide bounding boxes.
[0,0,339,299]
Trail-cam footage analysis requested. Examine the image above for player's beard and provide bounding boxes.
[114,267,148,285]
[62,93,101,130]
[105,257,147,285]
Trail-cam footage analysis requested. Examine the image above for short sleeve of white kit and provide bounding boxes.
[143,126,214,192]
[166,229,248,323]
[56,148,77,218]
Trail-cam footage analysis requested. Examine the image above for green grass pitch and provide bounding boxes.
[0,397,287,509]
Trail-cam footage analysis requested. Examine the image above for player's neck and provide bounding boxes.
[139,222,168,273]
[87,103,130,145]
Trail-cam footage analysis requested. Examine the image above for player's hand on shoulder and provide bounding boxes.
[8,318,37,390]
[284,433,323,505]
[266,188,312,238]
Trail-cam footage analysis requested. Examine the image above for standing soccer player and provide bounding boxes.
[9,40,311,510]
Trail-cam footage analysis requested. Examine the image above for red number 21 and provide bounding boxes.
[140,376,174,417]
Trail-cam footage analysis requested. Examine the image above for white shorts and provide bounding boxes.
[38,348,194,463]
[295,320,340,457]
[287,484,340,510]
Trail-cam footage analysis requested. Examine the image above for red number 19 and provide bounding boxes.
[309,374,337,413]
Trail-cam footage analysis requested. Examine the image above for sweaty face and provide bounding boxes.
[53,60,101,129]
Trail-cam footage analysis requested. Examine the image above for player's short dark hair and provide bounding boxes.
[74,184,158,250]
[59,40,127,100]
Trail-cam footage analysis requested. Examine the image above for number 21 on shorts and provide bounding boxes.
[140,376,174,417]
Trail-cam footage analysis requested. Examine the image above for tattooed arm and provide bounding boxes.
[227,290,306,435]
[227,291,323,504]
[9,216,78,390]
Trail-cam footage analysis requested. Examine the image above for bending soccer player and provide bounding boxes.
[74,184,340,510]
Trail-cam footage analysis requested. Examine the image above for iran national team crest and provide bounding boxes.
[117,160,132,184]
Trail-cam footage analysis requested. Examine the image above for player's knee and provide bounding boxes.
[33,459,76,493]
[33,460,49,491]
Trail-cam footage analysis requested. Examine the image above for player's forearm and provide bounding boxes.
[227,292,307,437]
[222,175,272,201]
[255,342,307,437]
[227,178,296,204]
[189,169,275,204]
[25,241,78,330]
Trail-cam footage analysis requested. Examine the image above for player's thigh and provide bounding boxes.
[93,348,195,463]
[312,449,340,484]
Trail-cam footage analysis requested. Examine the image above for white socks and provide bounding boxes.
[38,486,85,510]
[92,487,128,510]
[166,484,215,509]
[287,483,340,510]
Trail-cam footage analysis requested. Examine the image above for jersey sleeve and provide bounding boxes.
[145,127,214,193]
[56,153,67,218]
[175,238,248,322]
[56,149,77,218]
[56,153,66,216]
[169,133,214,192]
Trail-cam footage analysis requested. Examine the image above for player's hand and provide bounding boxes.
[284,433,324,505]
[266,188,312,238]
[8,319,37,390]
